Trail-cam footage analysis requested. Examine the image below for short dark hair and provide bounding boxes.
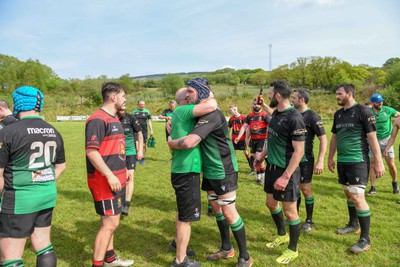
[101,82,125,102]
[270,80,292,99]
[294,89,310,104]
[336,83,355,97]
[0,99,11,109]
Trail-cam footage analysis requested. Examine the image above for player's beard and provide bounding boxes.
[269,94,278,108]
[253,106,261,112]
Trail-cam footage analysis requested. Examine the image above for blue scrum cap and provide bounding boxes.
[12,86,44,115]
[187,77,211,103]
[370,93,384,103]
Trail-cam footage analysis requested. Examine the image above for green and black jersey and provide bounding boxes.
[0,116,65,214]
[301,109,326,162]
[370,105,398,140]
[161,108,174,122]
[191,109,238,180]
[0,115,18,130]
[132,108,151,133]
[119,113,142,156]
[170,105,202,174]
[332,103,376,163]
[267,106,306,168]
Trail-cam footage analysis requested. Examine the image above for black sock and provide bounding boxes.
[356,209,371,241]
[347,201,359,227]
[105,250,116,263]
[246,155,252,169]
[230,217,249,260]
[288,219,301,251]
[250,156,255,170]
[271,206,286,236]
[305,196,314,222]
[215,213,231,251]
[124,200,131,207]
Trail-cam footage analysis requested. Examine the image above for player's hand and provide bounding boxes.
[328,159,335,173]
[314,160,324,175]
[253,158,261,169]
[383,149,389,157]
[106,175,122,192]
[166,121,172,134]
[274,176,289,191]
[234,138,239,144]
[136,151,143,161]
[374,161,385,178]
[126,169,132,181]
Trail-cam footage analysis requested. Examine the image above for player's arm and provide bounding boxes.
[54,163,66,181]
[274,140,304,190]
[328,133,337,173]
[394,110,400,118]
[254,142,268,168]
[367,131,386,178]
[136,131,144,160]
[86,148,121,192]
[235,122,249,144]
[314,134,327,175]
[245,127,251,146]
[148,119,154,136]
[168,134,202,150]
[158,110,167,120]
[384,118,400,156]
[193,98,217,117]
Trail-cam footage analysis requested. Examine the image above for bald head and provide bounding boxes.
[175,88,188,105]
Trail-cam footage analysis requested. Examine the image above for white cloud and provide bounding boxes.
[277,0,345,7]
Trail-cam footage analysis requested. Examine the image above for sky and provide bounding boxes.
[1,0,399,79]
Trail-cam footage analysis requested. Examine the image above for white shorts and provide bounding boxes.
[369,137,395,159]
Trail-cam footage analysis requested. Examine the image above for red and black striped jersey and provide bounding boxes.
[85,109,126,201]
[245,111,269,140]
[228,114,246,141]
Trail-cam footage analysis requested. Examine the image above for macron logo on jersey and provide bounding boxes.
[27,128,55,135]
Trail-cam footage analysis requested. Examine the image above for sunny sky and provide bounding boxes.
[1,0,399,79]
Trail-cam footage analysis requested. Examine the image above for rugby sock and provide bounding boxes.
[347,201,359,227]
[124,200,131,207]
[271,205,286,236]
[246,154,252,169]
[215,212,232,251]
[230,217,250,260]
[92,260,103,267]
[105,249,116,263]
[2,259,24,267]
[356,209,371,241]
[250,156,255,169]
[36,243,56,267]
[260,167,266,179]
[288,219,301,252]
[305,196,314,222]
[297,193,301,214]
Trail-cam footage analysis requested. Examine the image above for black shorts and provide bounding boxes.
[299,158,314,184]
[171,173,201,222]
[264,163,300,202]
[250,139,265,154]
[337,162,369,186]
[0,207,53,238]
[94,191,126,216]
[202,173,238,195]
[233,140,247,151]
[126,155,136,170]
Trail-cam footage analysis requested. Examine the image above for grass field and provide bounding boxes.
[20,120,400,266]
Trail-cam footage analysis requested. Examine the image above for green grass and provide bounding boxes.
[20,121,400,266]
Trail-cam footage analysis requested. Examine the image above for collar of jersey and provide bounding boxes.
[20,115,43,120]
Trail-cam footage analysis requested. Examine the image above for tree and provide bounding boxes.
[250,70,270,88]
[160,74,184,96]
[383,57,400,69]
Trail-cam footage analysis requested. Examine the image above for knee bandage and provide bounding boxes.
[207,194,218,202]
[217,195,236,206]
[348,185,365,194]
